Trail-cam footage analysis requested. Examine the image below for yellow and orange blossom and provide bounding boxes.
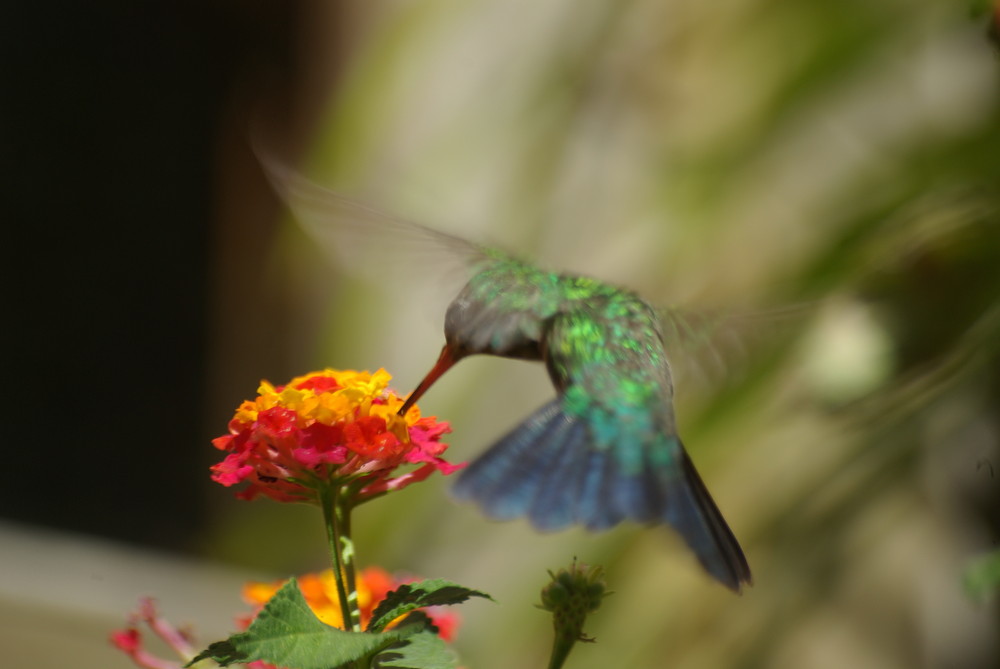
[211,369,460,503]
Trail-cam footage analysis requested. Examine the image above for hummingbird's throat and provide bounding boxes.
[397,344,459,417]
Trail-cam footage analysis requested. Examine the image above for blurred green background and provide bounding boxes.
[3,1,998,668]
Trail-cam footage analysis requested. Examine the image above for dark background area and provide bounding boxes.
[1,2,298,550]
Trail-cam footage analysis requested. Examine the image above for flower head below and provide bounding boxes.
[242,567,459,642]
[210,369,461,504]
[110,568,461,669]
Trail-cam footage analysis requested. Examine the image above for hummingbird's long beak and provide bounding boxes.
[397,344,460,417]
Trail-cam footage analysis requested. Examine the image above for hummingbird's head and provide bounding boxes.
[442,289,546,361]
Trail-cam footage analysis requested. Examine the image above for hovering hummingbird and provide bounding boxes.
[395,257,752,592]
[258,151,752,593]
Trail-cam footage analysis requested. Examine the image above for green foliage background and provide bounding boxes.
[212,2,1000,667]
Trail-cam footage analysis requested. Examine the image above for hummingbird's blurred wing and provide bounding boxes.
[252,132,510,291]
[657,303,813,391]
[453,307,752,592]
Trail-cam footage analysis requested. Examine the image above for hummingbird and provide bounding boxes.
[256,148,752,593]
[396,256,752,593]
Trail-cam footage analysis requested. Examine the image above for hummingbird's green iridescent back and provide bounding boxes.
[442,259,631,359]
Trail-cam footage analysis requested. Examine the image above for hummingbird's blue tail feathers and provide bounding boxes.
[573,449,627,531]
[453,399,751,592]
[453,399,603,531]
[453,400,583,524]
[663,446,753,592]
[610,457,662,525]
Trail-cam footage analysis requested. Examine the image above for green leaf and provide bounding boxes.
[373,629,458,669]
[188,578,402,669]
[389,610,437,637]
[367,579,492,634]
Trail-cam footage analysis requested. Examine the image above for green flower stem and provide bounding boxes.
[547,635,576,669]
[319,483,360,633]
[336,482,364,632]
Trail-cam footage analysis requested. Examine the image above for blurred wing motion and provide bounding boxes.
[658,303,814,391]
[251,130,507,288]
[453,298,753,592]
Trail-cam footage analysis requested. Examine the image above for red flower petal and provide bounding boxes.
[293,376,342,392]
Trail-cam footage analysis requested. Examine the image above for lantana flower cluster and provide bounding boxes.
[210,369,460,503]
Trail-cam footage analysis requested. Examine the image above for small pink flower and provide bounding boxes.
[109,598,194,669]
